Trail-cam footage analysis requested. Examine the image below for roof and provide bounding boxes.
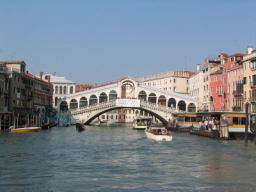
[43,74,75,84]
[0,60,26,65]
[210,69,223,76]
[24,72,51,84]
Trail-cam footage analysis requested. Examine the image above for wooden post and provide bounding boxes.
[245,102,249,145]
[0,114,2,131]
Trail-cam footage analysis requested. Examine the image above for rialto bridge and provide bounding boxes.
[58,78,197,125]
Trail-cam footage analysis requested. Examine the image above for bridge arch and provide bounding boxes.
[138,90,147,101]
[158,95,167,106]
[148,93,157,103]
[70,99,78,109]
[84,106,169,126]
[99,92,108,103]
[177,100,186,111]
[109,90,117,101]
[79,97,88,108]
[89,95,98,106]
[168,98,176,108]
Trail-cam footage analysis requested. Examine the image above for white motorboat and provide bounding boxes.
[145,127,172,141]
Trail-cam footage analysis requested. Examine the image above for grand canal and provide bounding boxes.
[0,126,256,192]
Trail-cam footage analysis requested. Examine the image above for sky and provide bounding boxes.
[0,0,256,84]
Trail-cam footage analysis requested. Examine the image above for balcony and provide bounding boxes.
[217,91,224,96]
[250,82,256,88]
[232,90,243,97]
[232,106,242,112]
[250,97,256,103]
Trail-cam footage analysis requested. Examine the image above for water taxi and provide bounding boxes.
[10,127,41,133]
[133,116,151,130]
[145,127,172,141]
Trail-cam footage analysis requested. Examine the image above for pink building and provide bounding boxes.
[209,69,223,111]
[224,54,244,111]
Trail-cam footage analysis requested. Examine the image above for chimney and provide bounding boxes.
[39,72,43,80]
[196,64,201,72]
[247,47,255,54]
[48,75,51,83]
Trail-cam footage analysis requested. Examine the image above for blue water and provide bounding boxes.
[0,126,256,192]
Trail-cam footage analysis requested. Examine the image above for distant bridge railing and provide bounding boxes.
[70,99,177,116]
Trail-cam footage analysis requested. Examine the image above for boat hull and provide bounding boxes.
[10,127,41,133]
[133,125,147,130]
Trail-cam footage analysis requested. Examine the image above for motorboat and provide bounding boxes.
[10,127,41,133]
[145,127,172,141]
[133,116,152,130]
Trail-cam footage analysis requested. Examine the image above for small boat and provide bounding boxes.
[10,127,41,133]
[76,123,86,132]
[41,122,57,130]
[133,116,152,130]
[145,127,172,141]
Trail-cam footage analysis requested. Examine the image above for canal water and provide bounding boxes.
[0,126,256,192]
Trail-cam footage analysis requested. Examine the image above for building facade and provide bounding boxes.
[39,73,76,108]
[224,54,244,111]
[137,71,194,94]
[188,65,204,111]
[243,48,256,112]
[209,69,223,111]
[0,61,53,130]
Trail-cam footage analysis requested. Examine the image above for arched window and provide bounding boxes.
[55,86,59,94]
[63,86,67,94]
[109,90,117,101]
[79,97,88,108]
[148,93,157,103]
[70,99,78,109]
[178,100,186,111]
[158,95,166,106]
[89,95,98,105]
[60,101,68,111]
[138,91,147,101]
[168,98,176,108]
[99,92,108,103]
[59,86,63,94]
[188,103,196,112]
[70,86,74,94]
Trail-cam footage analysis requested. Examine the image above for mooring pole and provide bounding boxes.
[245,102,249,145]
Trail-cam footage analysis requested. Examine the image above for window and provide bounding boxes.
[243,77,247,84]
[70,86,74,94]
[174,79,176,83]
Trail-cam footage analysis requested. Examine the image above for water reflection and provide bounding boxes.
[0,126,256,192]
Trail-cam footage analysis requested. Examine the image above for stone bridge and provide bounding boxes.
[58,77,197,125]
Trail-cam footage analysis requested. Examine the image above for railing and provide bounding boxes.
[0,66,20,73]
[250,82,256,88]
[232,90,243,97]
[217,91,224,96]
[140,100,176,113]
[70,99,177,116]
[71,100,116,115]
[250,97,256,103]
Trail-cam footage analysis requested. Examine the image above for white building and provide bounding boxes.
[188,65,204,111]
[39,73,76,108]
[136,71,194,94]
